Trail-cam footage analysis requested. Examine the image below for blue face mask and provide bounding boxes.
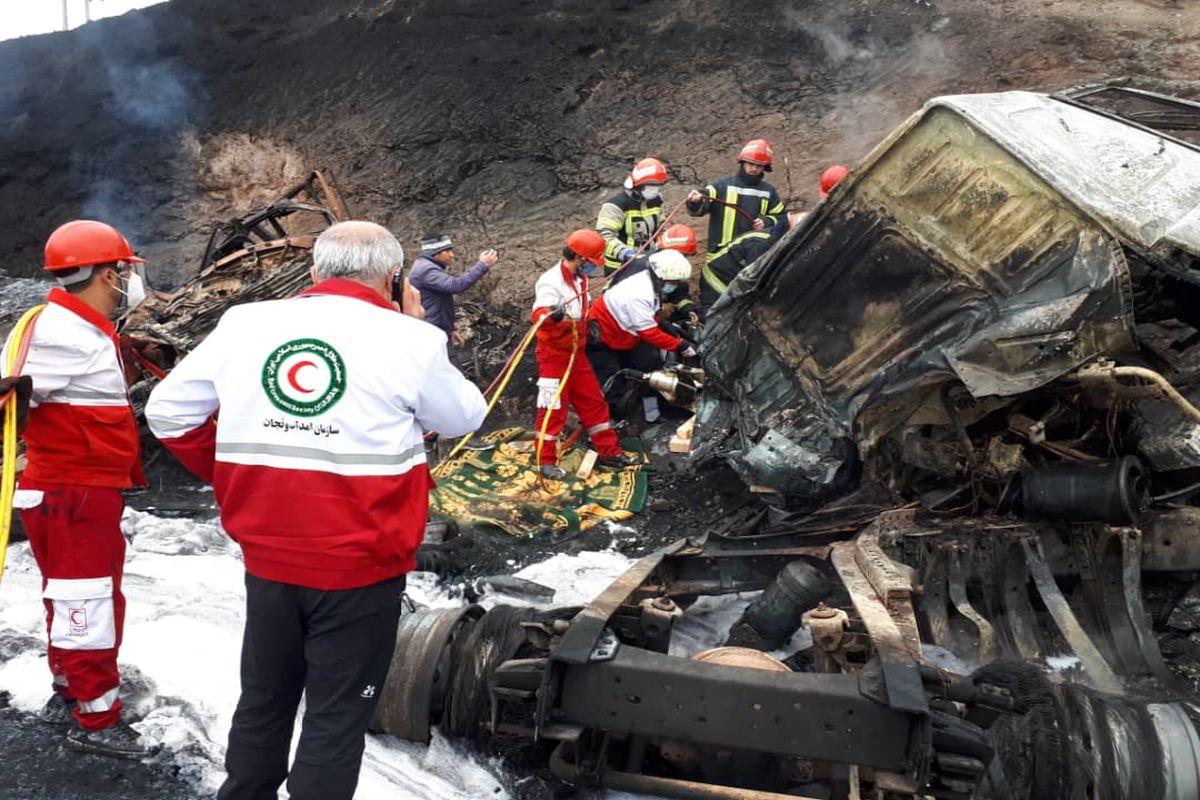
[662,281,678,293]
[579,263,597,276]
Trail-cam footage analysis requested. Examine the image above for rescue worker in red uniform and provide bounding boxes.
[146,221,487,800]
[587,249,697,423]
[0,220,152,758]
[596,157,668,275]
[531,229,640,481]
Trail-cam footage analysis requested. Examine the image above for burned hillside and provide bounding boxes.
[2,0,1199,306]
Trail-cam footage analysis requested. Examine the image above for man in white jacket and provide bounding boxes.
[145,221,486,800]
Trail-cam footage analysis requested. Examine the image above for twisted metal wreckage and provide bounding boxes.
[127,86,1200,799]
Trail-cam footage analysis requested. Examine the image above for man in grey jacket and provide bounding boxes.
[408,234,498,350]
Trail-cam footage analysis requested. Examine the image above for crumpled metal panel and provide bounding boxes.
[944,229,1134,397]
[1131,393,1200,471]
[701,92,1154,504]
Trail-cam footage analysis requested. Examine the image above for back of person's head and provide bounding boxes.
[313,221,404,283]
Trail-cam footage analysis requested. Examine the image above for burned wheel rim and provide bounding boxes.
[370,605,483,742]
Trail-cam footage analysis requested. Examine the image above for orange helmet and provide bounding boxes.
[628,157,668,188]
[658,224,697,255]
[819,165,850,198]
[565,229,606,266]
[738,139,774,171]
[44,220,144,272]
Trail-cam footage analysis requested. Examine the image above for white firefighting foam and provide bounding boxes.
[0,510,673,798]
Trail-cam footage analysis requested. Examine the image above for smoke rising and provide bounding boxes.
[70,11,204,242]
[781,12,959,163]
[107,60,194,132]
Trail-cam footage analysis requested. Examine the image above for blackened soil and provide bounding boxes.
[0,694,204,800]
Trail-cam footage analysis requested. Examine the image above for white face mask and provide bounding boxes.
[641,185,662,201]
[116,269,146,310]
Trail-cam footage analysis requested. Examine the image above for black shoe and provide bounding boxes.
[539,464,568,481]
[597,452,642,470]
[66,721,154,760]
[39,694,76,726]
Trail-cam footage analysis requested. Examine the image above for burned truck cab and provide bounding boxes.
[700,87,1200,515]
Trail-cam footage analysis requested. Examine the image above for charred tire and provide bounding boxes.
[971,661,1069,800]
[370,604,484,742]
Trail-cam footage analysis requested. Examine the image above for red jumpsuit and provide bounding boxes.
[530,262,623,466]
[2,289,144,731]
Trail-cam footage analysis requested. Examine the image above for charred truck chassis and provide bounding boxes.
[119,170,349,355]
[371,505,1200,799]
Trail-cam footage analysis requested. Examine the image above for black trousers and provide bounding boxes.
[216,572,405,800]
[587,339,663,407]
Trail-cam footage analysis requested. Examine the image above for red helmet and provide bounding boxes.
[819,165,850,198]
[629,157,668,187]
[658,224,697,255]
[565,229,606,266]
[44,220,144,272]
[738,139,774,171]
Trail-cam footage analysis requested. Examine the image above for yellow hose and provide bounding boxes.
[432,315,549,478]
[534,333,578,482]
[0,396,16,581]
[1,305,46,583]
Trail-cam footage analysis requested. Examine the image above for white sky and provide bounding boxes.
[1,0,168,42]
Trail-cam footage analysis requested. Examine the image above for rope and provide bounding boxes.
[703,195,759,225]
[1,305,46,584]
[432,314,549,477]
[431,197,693,475]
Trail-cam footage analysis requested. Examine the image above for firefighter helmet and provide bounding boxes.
[658,224,697,255]
[738,139,774,171]
[819,165,850,198]
[627,157,668,188]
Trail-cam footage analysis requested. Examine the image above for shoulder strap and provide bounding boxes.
[3,304,46,377]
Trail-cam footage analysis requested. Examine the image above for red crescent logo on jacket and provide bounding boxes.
[286,360,317,394]
[262,339,347,417]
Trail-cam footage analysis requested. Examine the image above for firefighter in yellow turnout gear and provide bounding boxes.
[686,139,785,262]
[596,157,669,275]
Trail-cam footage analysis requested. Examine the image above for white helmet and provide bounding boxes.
[648,249,691,282]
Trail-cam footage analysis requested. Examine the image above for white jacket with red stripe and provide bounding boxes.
[0,289,142,488]
[531,261,589,355]
[588,270,682,352]
[144,279,487,590]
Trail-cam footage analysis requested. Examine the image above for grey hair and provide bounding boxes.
[313,221,404,282]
